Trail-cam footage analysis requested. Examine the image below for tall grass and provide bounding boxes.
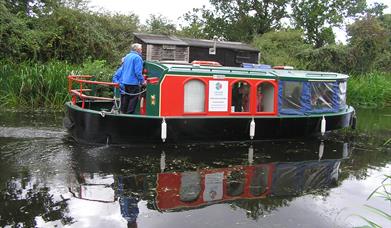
[0,60,114,111]
[348,72,391,108]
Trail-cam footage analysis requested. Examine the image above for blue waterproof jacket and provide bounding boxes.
[120,51,144,86]
[112,66,124,94]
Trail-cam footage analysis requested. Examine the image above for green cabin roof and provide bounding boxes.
[145,61,349,81]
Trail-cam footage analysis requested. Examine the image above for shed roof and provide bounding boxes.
[134,33,259,52]
[134,33,188,46]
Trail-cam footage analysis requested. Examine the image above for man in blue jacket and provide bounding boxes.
[115,43,145,114]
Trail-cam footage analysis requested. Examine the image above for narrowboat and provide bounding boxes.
[64,61,356,144]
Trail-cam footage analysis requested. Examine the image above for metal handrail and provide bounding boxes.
[68,75,120,109]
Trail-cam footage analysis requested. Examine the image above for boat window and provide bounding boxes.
[231,81,250,112]
[226,170,245,197]
[250,165,269,196]
[281,81,303,110]
[184,79,205,113]
[310,82,334,110]
[270,164,300,196]
[179,172,201,202]
[338,81,347,109]
[257,82,275,112]
[302,163,333,191]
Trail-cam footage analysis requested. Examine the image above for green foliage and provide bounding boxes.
[3,0,61,17]
[178,10,208,39]
[0,60,114,110]
[0,0,139,64]
[296,45,355,73]
[291,0,367,47]
[259,14,391,76]
[347,16,390,73]
[79,58,114,82]
[183,0,290,42]
[142,14,177,35]
[252,30,311,67]
[347,72,391,108]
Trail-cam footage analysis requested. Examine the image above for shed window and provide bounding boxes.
[184,80,205,113]
[162,45,176,60]
[231,81,250,112]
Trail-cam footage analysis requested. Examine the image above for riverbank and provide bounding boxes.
[0,61,390,110]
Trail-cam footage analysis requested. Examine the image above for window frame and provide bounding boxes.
[183,78,207,115]
[229,79,252,115]
[255,81,277,115]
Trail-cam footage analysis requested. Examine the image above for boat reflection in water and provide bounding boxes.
[68,140,350,226]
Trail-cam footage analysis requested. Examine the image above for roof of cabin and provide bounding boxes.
[134,33,259,52]
[145,61,349,80]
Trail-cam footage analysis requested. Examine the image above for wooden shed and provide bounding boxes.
[133,33,259,67]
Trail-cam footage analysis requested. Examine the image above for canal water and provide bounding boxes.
[0,108,390,228]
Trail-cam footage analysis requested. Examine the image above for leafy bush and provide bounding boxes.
[0,2,138,65]
[252,30,311,67]
[296,45,355,73]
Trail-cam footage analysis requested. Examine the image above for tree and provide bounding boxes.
[178,8,208,39]
[291,0,367,48]
[143,14,177,35]
[183,0,290,42]
[252,29,311,67]
[0,0,140,64]
[364,2,388,17]
[296,45,354,73]
[0,0,39,61]
[347,15,390,73]
[3,0,62,17]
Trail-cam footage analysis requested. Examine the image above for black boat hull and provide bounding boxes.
[64,101,355,145]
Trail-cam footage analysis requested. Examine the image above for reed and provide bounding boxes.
[348,72,391,108]
[0,60,114,111]
[354,175,391,227]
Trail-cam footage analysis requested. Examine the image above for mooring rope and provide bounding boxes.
[104,88,147,115]
[119,88,147,96]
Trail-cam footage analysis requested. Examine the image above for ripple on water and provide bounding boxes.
[0,137,67,165]
[0,126,66,139]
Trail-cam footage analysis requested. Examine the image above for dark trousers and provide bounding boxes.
[120,85,140,114]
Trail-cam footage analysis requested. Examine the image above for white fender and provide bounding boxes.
[321,116,326,136]
[319,141,324,160]
[161,118,167,142]
[248,146,254,165]
[160,151,166,172]
[343,143,348,158]
[250,118,255,139]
